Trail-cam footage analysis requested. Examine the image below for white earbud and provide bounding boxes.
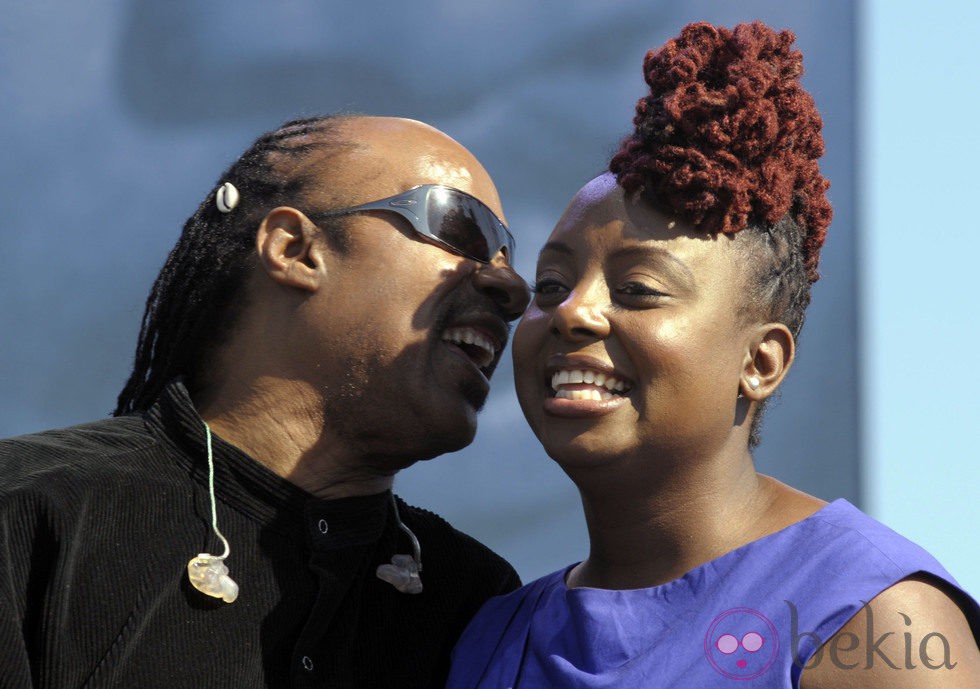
[188,553,239,603]
[188,421,238,603]
[376,554,422,594]
[376,496,423,594]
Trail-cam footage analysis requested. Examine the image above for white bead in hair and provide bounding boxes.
[216,182,240,213]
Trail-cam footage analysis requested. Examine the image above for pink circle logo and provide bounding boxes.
[703,608,779,680]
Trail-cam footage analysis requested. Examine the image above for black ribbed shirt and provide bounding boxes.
[0,382,519,688]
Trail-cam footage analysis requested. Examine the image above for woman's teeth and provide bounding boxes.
[551,369,627,391]
[555,388,616,401]
[550,369,629,400]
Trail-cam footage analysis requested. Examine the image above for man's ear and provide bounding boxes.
[255,207,324,292]
[740,322,795,401]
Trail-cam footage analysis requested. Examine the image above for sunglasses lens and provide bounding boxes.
[424,188,511,262]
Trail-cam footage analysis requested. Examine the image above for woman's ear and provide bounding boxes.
[255,207,324,292]
[740,322,795,401]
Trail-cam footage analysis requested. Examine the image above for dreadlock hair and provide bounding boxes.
[608,22,833,446]
[115,115,358,416]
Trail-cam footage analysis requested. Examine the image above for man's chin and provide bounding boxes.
[413,423,477,462]
[460,376,489,413]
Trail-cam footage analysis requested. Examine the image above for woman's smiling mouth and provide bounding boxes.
[550,369,630,400]
[541,357,633,416]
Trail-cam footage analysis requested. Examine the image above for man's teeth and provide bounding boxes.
[442,327,497,367]
[551,369,628,393]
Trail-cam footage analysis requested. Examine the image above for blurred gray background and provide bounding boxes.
[2,1,859,581]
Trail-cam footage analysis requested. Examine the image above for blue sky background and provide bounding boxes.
[863,0,979,594]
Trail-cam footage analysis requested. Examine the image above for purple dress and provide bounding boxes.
[447,500,979,688]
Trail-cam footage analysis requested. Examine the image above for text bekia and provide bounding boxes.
[787,601,956,670]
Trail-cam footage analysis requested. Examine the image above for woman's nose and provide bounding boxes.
[549,288,610,341]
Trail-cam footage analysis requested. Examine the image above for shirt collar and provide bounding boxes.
[143,378,391,545]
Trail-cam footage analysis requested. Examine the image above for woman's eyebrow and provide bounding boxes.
[538,241,575,257]
[611,245,695,287]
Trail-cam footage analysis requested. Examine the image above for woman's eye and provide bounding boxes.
[617,281,666,298]
[532,278,568,296]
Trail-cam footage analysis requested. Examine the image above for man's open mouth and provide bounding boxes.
[442,326,499,370]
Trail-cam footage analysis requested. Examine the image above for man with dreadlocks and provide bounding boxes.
[0,115,529,687]
[447,21,979,689]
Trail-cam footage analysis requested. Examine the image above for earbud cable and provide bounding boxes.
[203,421,231,560]
[390,494,422,571]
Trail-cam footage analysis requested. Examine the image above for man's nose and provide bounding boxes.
[473,256,531,322]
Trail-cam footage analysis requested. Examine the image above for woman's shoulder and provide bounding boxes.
[451,569,567,645]
[743,480,956,585]
[799,574,980,688]
[734,495,980,681]
[447,567,571,689]
[470,566,569,617]
[723,497,969,614]
[796,499,956,580]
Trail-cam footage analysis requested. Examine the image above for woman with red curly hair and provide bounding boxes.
[447,22,979,688]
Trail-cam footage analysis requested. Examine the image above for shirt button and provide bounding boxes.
[301,656,314,671]
[317,519,329,534]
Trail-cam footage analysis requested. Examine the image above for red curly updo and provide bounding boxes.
[609,22,832,285]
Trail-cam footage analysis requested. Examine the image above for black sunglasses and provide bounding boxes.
[307,184,515,264]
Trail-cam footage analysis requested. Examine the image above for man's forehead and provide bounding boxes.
[307,117,501,215]
[342,121,475,179]
[333,146,478,193]
[414,155,474,191]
